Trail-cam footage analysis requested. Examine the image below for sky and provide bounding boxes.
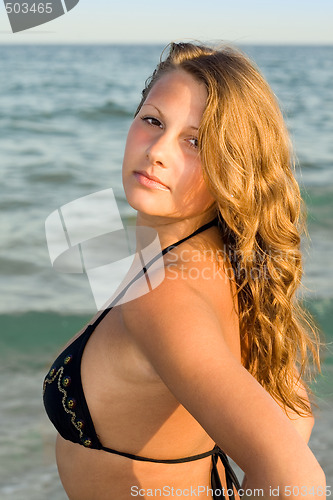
[0,0,333,44]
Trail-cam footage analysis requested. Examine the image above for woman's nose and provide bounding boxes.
[146,133,172,167]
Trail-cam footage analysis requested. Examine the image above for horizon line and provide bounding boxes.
[0,40,333,46]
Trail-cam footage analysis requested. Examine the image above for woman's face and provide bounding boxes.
[122,69,215,221]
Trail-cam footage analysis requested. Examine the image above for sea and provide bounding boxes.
[0,44,332,499]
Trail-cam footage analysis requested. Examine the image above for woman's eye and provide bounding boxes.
[141,116,163,128]
[188,137,199,149]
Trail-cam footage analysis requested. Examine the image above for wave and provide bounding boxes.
[0,101,133,134]
[1,296,331,354]
[77,100,133,120]
[0,311,90,371]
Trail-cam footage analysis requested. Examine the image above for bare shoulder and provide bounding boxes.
[121,232,240,364]
[163,231,238,310]
[121,263,222,347]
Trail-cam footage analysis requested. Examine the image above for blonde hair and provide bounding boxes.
[135,42,321,417]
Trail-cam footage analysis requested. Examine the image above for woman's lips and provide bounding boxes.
[133,171,170,191]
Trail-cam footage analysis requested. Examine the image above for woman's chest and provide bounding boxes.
[80,306,211,453]
[81,305,163,390]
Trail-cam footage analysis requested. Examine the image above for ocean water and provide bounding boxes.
[0,44,332,498]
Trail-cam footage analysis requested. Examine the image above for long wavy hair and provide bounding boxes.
[135,41,321,417]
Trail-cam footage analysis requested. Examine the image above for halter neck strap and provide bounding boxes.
[90,217,219,327]
[161,216,218,255]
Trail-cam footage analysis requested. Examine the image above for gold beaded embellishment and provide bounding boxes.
[43,366,87,442]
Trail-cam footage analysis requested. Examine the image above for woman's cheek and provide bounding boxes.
[189,161,205,186]
[127,121,148,150]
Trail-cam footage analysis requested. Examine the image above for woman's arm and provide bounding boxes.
[122,272,326,500]
[282,373,315,443]
[241,374,315,491]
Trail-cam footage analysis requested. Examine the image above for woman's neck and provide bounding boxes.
[134,207,217,252]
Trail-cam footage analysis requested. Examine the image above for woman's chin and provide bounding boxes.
[124,191,170,217]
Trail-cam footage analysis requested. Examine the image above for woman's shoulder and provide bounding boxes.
[164,232,237,303]
[120,233,240,360]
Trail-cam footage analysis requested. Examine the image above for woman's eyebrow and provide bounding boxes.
[141,103,161,114]
[141,103,199,131]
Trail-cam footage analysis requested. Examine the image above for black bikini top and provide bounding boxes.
[43,217,241,499]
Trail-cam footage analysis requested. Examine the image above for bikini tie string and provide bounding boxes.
[211,445,241,500]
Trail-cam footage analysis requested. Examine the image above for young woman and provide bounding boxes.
[43,42,326,499]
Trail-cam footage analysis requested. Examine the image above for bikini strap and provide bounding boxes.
[100,443,241,499]
[100,444,216,463]
[90,217,219,328]
[161,217,219,255]
[211,445,241,499]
